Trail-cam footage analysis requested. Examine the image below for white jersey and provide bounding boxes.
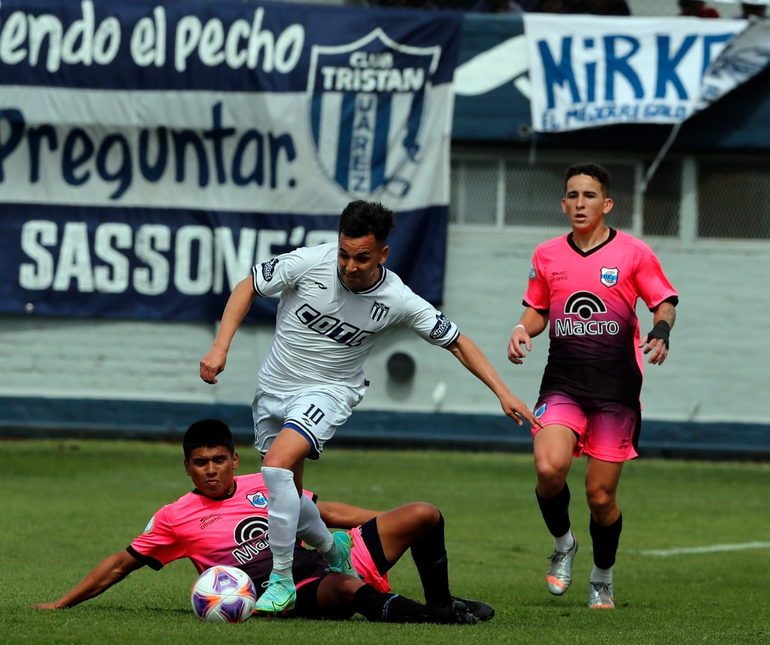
[251,243,460,394]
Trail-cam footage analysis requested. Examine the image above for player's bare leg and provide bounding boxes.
[585,457,624,609]
[534,425,579,595]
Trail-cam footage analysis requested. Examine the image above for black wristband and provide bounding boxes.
[646,320,671,349]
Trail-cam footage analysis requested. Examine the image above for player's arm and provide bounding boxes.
[640,300,677,366]
[507,307,548,365]
[446,333,541,428]
[32,549,144,610]
[200,276,259,384]
[317,501,382,529]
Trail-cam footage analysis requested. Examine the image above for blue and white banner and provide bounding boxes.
[525,15,750,133]
[0,0,461,321]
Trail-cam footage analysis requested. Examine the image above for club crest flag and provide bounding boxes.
[0,1,461,322]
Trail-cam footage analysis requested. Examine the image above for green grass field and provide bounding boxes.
[1,439,768,644]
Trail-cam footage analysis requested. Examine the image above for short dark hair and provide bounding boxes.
[338,201,396,243]
[183,419,235,460]
[564,162,611,196]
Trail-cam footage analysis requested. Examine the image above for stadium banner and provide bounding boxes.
[0,0,461,322]
[524,15,752,133]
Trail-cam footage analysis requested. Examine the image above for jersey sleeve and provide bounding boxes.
[400,287,460,348]
[251,246,317,298]
[522,252,550,311]
[633,245,679,310]
[128,506,185,571]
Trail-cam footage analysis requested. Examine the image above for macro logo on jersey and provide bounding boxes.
[600,267,619,288]
[231,516,270,565]
[555,291,619,337]
[308,28,440,197]
[370,301,390,322]
[429,313,452,340]
[262,258,279,283]
[246,491,268,509]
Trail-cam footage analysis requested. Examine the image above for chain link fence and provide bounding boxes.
[450,150,770,242]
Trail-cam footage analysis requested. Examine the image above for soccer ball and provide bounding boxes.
[190,565,257,623]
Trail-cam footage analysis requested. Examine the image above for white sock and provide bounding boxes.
[261,466,299,579]
[590,565,613,584]
[297,494,334,554]
[554,531,575,552]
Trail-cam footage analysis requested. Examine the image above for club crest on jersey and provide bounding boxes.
[307,28,440,197]
[600,267,619,288]
[370,300,390,321]
[262,258,279,282]
[246,491,268,509]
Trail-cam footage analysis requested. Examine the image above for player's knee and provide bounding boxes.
[535,458,570,487]
[406,502,441,531]
[586,488,616,516]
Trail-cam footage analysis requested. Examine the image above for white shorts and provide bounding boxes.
[251,386,363,459]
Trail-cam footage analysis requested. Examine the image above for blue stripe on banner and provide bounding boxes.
[335,93,356,191]
[371,95,391,193]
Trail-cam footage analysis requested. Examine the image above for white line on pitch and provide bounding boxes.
[635,542,770,557]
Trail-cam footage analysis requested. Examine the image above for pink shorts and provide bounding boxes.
[350,526,390,593]
[532,393,640,462]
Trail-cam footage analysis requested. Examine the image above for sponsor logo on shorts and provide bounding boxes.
[534,403,547,418]
[600,267,619,288]
[247,491,268,509]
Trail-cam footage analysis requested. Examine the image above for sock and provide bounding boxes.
[536,483,572,541]
[261,466,299,578]
[590,513,623,570]
[590,565,613,585]
[352,584,456,624]
[410,513,452,606]
[554,530,575,553]
[296,494,334,554]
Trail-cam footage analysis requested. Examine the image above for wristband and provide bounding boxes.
[514,324,527,333]
[646,320,670,349]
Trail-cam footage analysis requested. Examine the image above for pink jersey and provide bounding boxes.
[524,230,678,407]
[128,473,327,589]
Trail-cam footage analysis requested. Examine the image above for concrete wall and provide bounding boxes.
[1,229,768,433]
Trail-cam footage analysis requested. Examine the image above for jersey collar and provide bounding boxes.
[567,228,617,257]
[336,265,388,294]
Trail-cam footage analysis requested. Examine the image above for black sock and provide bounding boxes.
[410,513,452,606]
[352,584,455,624]
[536,483,571,538]
[590,513,623,569]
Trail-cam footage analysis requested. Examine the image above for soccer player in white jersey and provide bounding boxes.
[200,200,540,614]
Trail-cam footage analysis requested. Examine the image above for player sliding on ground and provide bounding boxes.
[33,419,493,624]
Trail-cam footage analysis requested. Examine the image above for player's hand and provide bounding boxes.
[639,334,669,366]
[200,346,227,384]
[500,392,542,428]
[507,326,532,365]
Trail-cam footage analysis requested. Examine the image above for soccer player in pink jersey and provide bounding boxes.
[33,419,492,624]
[507,163,678,609]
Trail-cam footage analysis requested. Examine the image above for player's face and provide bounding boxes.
[338,233,389,291]
[184,446,239,498]
[561,174,613,234]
